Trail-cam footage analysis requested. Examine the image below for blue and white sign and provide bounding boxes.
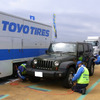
[2,20,49,37]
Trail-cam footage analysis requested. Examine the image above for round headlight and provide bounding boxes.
[33,59,37,64]
[54,61,59,66]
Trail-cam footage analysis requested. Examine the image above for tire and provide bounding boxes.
[63,67,75,88]
[28,76,40,83]
[89,62,94,76]
[12,64,18,78]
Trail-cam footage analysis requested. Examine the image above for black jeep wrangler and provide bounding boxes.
[26,42,95,88]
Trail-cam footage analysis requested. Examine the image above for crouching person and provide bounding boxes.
[72,61,89,95]
[17,63,27,81]
[94,55,100,65]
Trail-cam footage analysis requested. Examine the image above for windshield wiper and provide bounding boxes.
[62,52,76,55]
[49,51,63,53]
[54,51,62,53]
[49,51,75,54]
[66,52,74,53]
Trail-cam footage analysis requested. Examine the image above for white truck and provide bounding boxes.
[0,11,52,78]
[85,36,100,56]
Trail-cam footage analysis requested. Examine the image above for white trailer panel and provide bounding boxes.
[0,11,52,78]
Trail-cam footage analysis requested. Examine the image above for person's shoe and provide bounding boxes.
[81,88,86,95]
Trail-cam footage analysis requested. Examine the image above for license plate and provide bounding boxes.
[35,71,43,77]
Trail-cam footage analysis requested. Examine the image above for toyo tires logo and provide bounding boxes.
[2,20,49,37]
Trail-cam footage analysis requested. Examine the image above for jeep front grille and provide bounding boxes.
[36,60,53,70]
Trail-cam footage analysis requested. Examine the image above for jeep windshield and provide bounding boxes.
[48,43,76,54]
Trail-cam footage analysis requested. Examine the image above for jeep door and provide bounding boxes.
[83,43,90,66]
[77,43,84,62]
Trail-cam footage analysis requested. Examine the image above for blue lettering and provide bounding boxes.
[2,20,49,37]
[37,28,42,35]
[46,30,49,37]
[17,24,23,33]
[34,28,38,35]
[23,25,29,34]
[42,29,46,36]
[9,22,16,32]
[2,21,9,31]
[30,27,35,34]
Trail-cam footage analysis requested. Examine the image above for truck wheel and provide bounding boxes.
[28,76,40,82]
[12,64,18,78]
[63,67,75,88]
[89,62,94,76]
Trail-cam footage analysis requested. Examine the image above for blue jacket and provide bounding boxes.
[95,56,100,64]
[17,65,26,80]
[72,65,85,82]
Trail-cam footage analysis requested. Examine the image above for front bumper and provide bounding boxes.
[26,68,66,78]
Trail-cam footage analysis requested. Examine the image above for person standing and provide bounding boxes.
[72,61,89,95]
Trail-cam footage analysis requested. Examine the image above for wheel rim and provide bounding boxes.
[68,71,73,85]
[91,65,94,73]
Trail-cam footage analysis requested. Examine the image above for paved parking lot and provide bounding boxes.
[0,65,100,100]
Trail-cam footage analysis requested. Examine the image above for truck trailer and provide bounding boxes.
[85,36,100,56]
[0,11,52,78]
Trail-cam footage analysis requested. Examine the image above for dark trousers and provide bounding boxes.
[72,83,88,93]
[95,61,100,64]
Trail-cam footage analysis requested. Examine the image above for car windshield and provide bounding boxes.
[48,43,76,53]
[86,41,98,46]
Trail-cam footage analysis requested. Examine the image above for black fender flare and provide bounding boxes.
[58,61,76,71]
[26,59,33,68]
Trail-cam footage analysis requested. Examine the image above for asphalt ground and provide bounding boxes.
[0,76,18,85]
[0,65,100,100]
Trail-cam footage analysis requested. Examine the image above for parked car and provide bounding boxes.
[26,42,95,88]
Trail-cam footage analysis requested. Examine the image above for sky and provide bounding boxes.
[0,0,100,42]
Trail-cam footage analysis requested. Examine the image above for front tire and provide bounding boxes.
[63,67,75,88]
[89,62,94,76]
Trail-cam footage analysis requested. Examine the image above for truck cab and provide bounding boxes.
[85,36,100,56]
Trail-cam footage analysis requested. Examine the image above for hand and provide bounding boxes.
[94,59,97,62]
[73,82,76,86]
